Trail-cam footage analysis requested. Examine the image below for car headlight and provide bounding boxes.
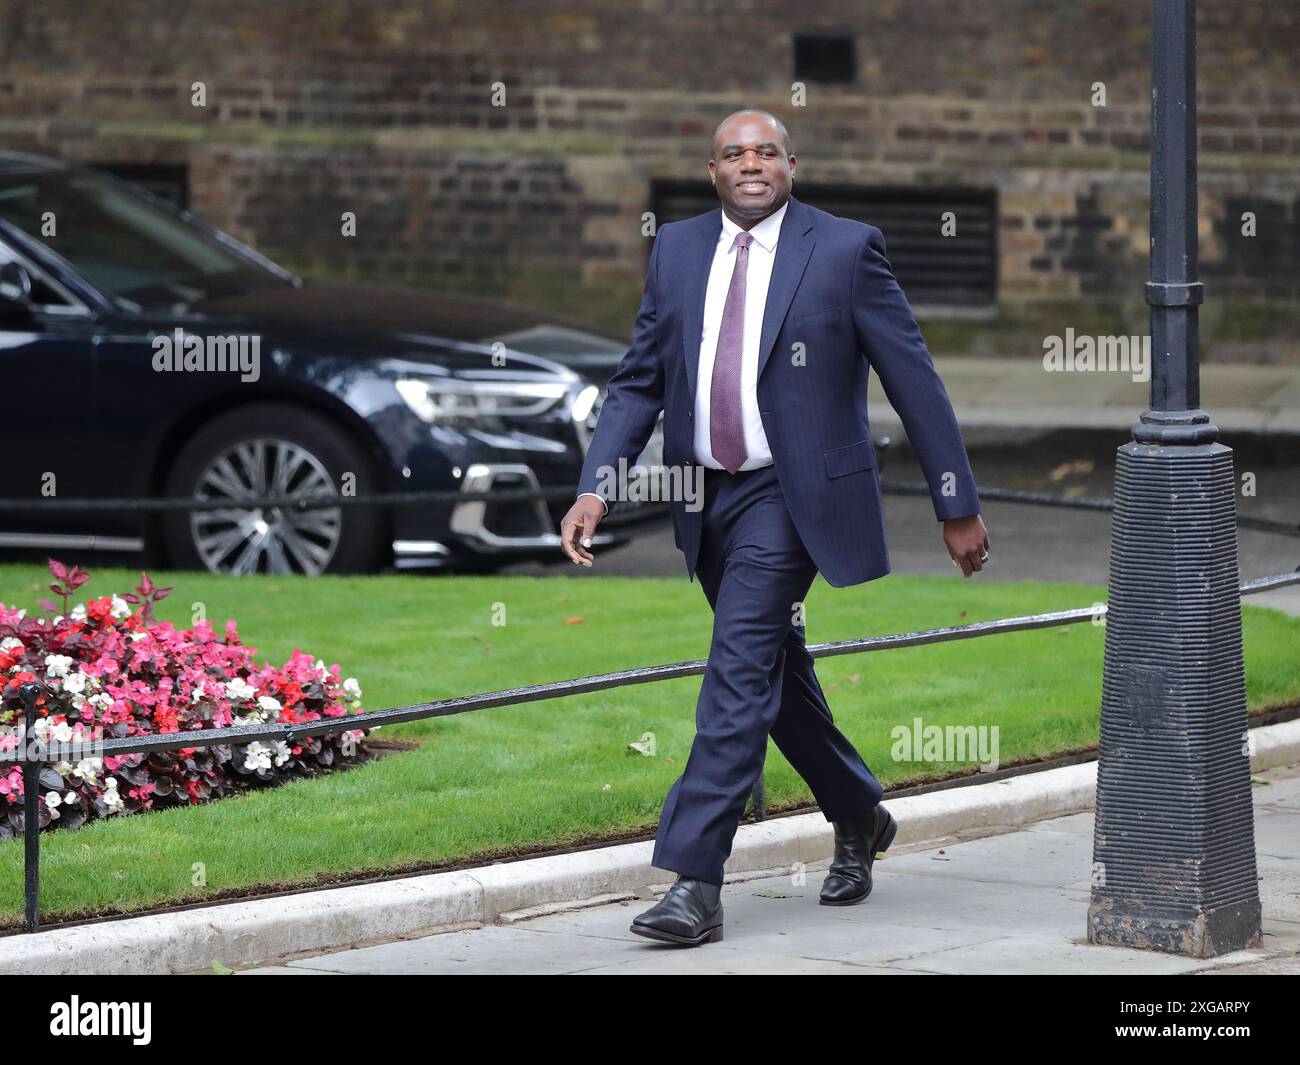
[395,377,572,424]
[570,384,599,423]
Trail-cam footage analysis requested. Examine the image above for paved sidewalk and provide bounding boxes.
[872,356,1300,438]
[235,763,1300,976]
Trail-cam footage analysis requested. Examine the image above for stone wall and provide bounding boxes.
[1,0,1296,359]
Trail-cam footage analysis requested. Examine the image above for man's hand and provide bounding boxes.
[944,514,990,577]
[560,497,606,567]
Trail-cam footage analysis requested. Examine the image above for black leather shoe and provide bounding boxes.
[630,875,724,945]
[819,803,897,906]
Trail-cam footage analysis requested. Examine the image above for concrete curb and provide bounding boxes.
[4,717,1298,975]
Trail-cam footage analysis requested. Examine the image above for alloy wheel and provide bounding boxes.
[188,438,342,575]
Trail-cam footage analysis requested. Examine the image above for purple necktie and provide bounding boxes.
[709,230,752,474]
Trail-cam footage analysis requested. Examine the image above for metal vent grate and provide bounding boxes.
[650,180,998,311]
[792,33,856,83]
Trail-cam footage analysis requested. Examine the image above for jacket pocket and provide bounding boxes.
[823,437,877,479]
[794,305,844,326]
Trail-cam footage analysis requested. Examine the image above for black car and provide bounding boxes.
[0,151,665,575]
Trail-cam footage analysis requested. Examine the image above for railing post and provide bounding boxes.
[19,681,43,933]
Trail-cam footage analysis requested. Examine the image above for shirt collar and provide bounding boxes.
[720,198,789,253]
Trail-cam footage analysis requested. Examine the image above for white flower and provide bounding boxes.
[225,677,256,701]
[190,686,207,704]
[63,671,88,695]
[71,758,102,783]
[342,677,362,699]
[0,637,22,653]
[63,790,78,805]
[109,595,131,619]
[14,609,25,621]
[269,740,291,767]
[44,654,74,678]
[89,692,113,710]
[257,695,282,713]
[49,721,74,743]
[314,658,326,672]
[43,792,61,816]
[128,631,147,642]
[242,742,272,772]
[69,603,87,621]
[101,778,123,813]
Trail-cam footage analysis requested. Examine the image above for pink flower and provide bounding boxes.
[0,558,369,837]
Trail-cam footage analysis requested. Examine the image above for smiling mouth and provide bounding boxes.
[737,181,769,193]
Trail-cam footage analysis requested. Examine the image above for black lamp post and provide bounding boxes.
[1087,0,1261,956]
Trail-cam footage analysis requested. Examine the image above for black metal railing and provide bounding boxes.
[0,473,1293,535]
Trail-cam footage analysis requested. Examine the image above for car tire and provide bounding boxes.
[162,403,387,575]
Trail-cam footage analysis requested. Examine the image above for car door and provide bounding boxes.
[0,239,117,544]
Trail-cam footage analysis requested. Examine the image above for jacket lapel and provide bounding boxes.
[757,197,815,385]
[682,207,721,408]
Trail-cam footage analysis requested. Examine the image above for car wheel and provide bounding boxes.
[162,404,387,575]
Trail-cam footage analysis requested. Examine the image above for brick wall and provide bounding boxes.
[1,0,1297,360]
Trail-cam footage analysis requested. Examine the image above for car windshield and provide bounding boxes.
[0,169,290,309]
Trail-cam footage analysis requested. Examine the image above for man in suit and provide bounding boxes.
[559,109,990,947]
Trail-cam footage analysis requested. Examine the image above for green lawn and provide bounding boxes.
[0,562,1297,927]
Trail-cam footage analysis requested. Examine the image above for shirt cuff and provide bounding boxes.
[576,492,609,515]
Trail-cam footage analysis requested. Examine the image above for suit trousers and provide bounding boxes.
[650,462,885,886]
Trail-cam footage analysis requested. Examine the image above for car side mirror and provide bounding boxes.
[0,261,34,321]
[0,263,33,310]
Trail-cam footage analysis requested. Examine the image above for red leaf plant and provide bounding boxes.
[0,560,371,837]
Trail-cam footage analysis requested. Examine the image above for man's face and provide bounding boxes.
[708,115,795,224]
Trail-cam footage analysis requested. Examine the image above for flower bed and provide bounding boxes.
[0,560,371,837]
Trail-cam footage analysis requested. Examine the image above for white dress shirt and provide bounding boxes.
[693,199,783,470]
[578,200,786,515]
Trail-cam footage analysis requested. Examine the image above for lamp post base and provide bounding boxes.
[1088,440,1262,958]
[1088,898,1262,958]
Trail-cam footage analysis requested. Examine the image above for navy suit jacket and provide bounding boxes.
[575,194,981,588]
